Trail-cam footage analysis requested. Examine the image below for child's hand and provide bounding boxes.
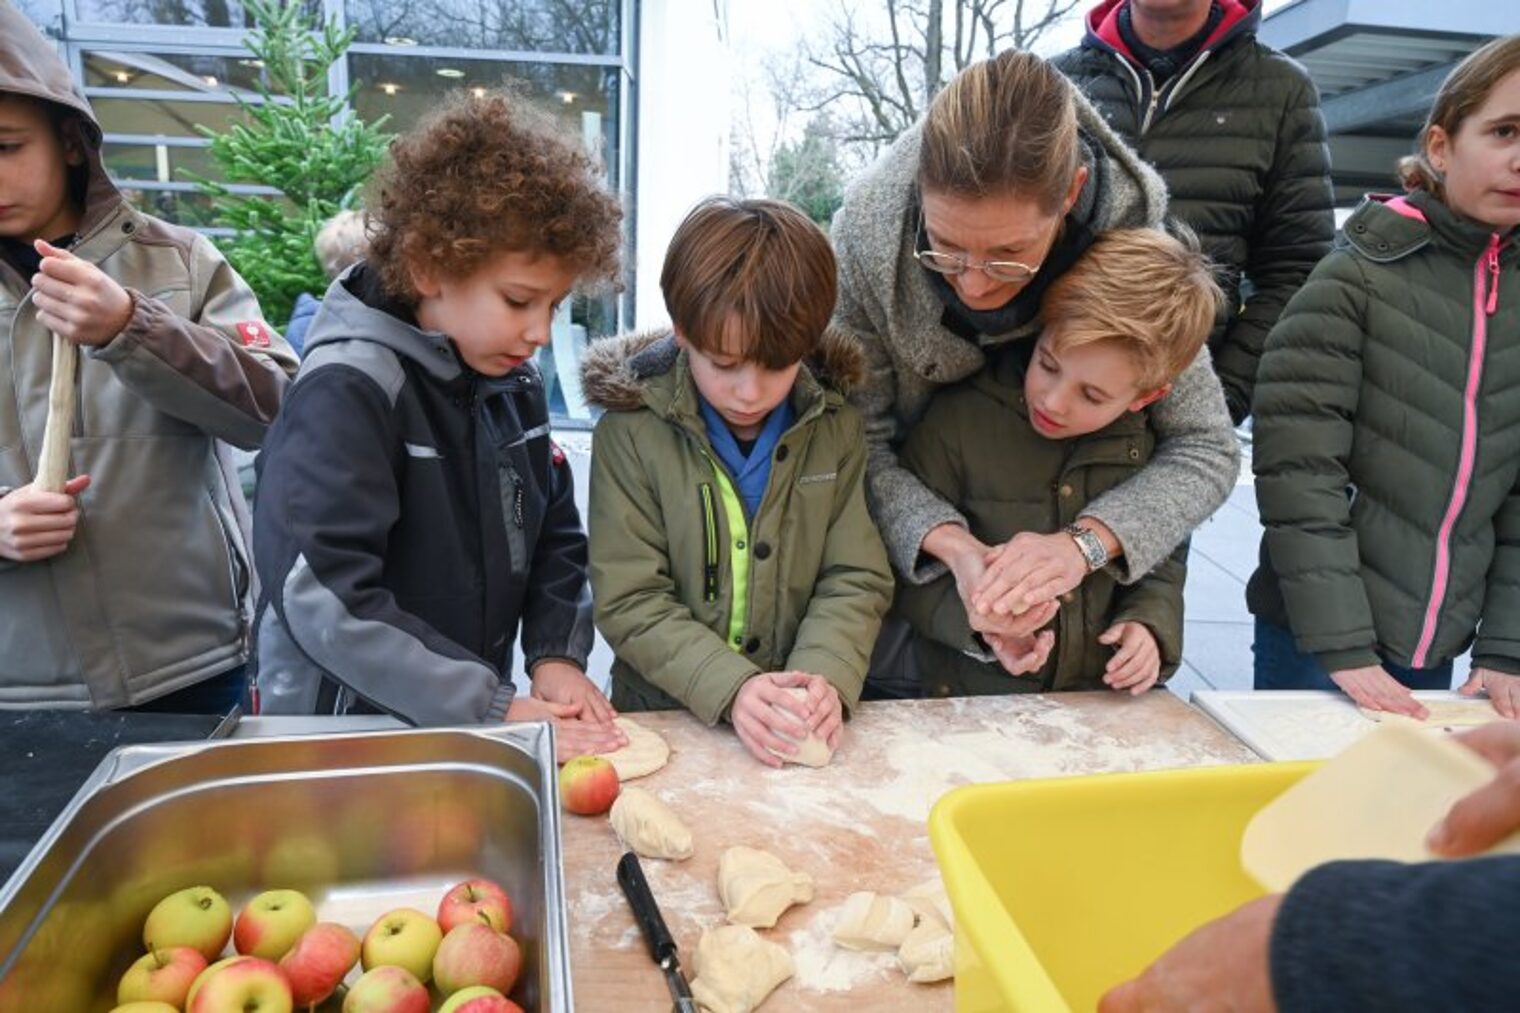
[1457,667,1520,719]
[799,675,844,750]
[1329,664,1429,719]
[731,671,813,768]
[972,531,1088,618]
[1099,621,1161,695]
[531,659,619,724]
[30,240,134,348]
[505,696,625,763]
[0,475,90,562]
[985,629,1055,676]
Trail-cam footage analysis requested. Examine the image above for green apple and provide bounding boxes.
[438,986,502,1013]
[342,966,430,1013]
[360,908,442,984]
[143,886,233,961]
[234,889,316,960]
[186,955,292,1012]
[117,946,208,1007]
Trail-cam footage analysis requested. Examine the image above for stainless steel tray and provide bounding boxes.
[0,723,569,1012]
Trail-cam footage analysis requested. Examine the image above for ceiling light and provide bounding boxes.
[436,67,465,79]
[380,82,401,96]
[113,70,132,83]
[470,87,486,98]
[238,58,265,68]
[202,75,219,86]
[383,36,418,46]
[558,91,577,104]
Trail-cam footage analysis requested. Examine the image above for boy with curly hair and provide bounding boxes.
[251,91,626,757]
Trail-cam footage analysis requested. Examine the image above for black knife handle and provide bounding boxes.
[617,851,677,964]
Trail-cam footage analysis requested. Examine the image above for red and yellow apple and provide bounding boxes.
[143,886,233,961]
[279,922,360,1006]
[437,878,514,934]
[438,986,502,1013]
[360,908,442,984]
[432,922,521,997]
[186,956,292,1013]
[558,755,620,815]
[342,965,430,1013]
[186,956,254,1009]
[109,1003,180,1013]
[453,997,524,1013]
[117,947,208,1008]
[234,889,316,961]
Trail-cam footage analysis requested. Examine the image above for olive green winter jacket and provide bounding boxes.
[1248,191,1520,674]
[582,331,893,723]
[1055,0,1334,423]
[896,345,1185,696]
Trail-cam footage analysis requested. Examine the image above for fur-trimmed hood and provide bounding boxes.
[580,326,866,413]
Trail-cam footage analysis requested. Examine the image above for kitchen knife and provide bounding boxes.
[616,850,698,1013]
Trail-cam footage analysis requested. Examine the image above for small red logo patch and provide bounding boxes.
[550,440,567,466]
[236,321,272,348]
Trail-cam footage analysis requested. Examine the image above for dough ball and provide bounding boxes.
[597,717,671,780]
[690,924,794,1013]
[830,891,915,951]
[897,917,953,983]
[609,786,693,861]
[718,846,813,928]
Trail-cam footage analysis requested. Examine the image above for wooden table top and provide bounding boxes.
[561,692,1258,1011]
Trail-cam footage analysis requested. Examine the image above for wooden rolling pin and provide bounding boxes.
[35,331,77,493]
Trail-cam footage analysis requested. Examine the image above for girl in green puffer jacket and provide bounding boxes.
[1248,35,1520,721]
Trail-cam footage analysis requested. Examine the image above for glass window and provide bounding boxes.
[113,187,223,228]
[84,51,276,97]
[102,142,220,183]
[349,54,619,182]
[72,0,318,29]
[92,96,249,139]
[16,0,63,36]
[345,0,618,55]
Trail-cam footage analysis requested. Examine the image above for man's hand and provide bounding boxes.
[731,672,814,768]
[1329,664,1429,719]
[1099,621,1162,695]
[30,240,134,347]
[531,659,619,725]
[972,531,1087,618]
[1098,894,1281,1013]
[0,475,90,562]
[1457,667,1520,719]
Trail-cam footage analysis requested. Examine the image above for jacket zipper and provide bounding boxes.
[1412,234,1502,667]
[1114,49,1212,137]
[699,483,720,603]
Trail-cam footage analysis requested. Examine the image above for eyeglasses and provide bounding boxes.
[913,213,1045,285]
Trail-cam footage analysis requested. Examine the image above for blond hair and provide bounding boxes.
[661,197,837,369]
[1040,227,1220,391]
[919,50,1080,212]
[1399,34,1520,195]
[314,209,369,280]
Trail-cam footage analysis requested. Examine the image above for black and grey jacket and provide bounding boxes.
[250,266,592,724]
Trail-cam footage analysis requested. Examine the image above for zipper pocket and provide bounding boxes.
[699,482,719,603]
[500,464,528,577]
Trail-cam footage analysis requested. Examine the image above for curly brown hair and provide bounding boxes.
[367,89,623,301]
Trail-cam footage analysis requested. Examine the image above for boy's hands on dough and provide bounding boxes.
[0,475,90,562]
[30,241,134,347]
[506,696,625,763]
[732,671,814,768]
[1457,667,1520,719]
[985,630,1054,677]
[531,658,619,725]
[1099,621,1161,695]
[923,523,1055,639]
[1427,722,1520,857]
[1329,664,1429,719]
[799,675,844,750]
[972,531,1087,618]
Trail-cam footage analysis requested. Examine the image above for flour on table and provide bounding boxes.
[787,911,897,993]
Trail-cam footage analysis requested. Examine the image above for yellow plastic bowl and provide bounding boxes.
[928,762,1316,1012]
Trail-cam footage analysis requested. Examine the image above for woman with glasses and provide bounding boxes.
[831,49,1239,694]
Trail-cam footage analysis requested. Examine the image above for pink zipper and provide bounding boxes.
[1412,233,1502,666]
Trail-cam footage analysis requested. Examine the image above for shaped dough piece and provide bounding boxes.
[718,846,813,928]
[897,917,954,984]
[831,891,915,951]
[1359,701,1501,728]
[899,877,955,931]
[609,786,693,861]
[597,717,670,780]
[766,688,834,768]
[690,924,794,1013]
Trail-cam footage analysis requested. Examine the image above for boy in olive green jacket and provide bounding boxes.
[898,228,1222,697]
[583,197,892,767]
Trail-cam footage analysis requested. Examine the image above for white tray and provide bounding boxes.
[1191,690,1483,761]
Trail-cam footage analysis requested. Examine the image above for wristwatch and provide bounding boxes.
[1064,523,1109,573]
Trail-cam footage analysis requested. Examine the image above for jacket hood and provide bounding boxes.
[0,2,120,233]
[1345,191,1515,263]
[302,264,468,383]
[581,326,866,413]
[1083,0,1260,62]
